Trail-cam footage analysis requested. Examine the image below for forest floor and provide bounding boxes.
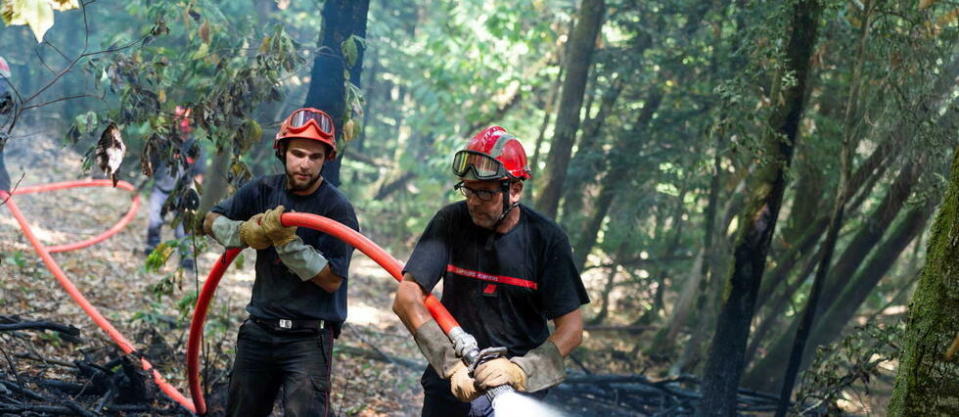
[0,133,650,416]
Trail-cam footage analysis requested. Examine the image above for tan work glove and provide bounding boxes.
[448,362,481,402]
[474,358,527,392]
[238,213,272,250]
[261,205,298,246]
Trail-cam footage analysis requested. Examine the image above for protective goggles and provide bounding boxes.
[285,108,334,137]
[451,150,509,180]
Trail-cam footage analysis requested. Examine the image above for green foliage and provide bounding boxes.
[793,322,902,416]
[74,0,303,190]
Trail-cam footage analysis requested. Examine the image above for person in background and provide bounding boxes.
[203,107,358,417]
[392,126,590,416]
[144,106,206,270]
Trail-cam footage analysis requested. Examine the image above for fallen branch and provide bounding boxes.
[334,344,424,370]
[0,321,81,336]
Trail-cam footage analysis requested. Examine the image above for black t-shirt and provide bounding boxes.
[404,202,589,357]
[212,174,358,323]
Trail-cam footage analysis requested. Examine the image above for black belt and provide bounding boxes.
[251,317,327,332]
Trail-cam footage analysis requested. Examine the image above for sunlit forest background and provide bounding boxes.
[2,0,959,416]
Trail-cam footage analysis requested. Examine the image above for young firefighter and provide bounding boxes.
[392,126,590,416]
[202,108,358,417]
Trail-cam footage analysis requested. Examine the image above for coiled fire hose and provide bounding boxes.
[186,212,512,415]
[1,180,197,413]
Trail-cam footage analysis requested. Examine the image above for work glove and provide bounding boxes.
[507,340,566,392]
[413,319,461,379]
[211,215,269,249]
[474,358,527,392]
[261,205,298,247]
[448,362,481,402]
[238,213,272,250]
[275,235,329,282]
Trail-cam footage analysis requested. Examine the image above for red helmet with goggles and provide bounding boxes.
[452,126,532,181]
[274,107,336,160]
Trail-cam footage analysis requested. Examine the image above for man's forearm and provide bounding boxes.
[392,275,433,333]
[548,308,584,356]
[309,265,343,293]
[202,212,221,236]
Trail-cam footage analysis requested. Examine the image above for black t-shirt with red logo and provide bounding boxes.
[404,202,589,357]
[212,174,358,323]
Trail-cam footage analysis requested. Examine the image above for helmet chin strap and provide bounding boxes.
[485,181,518,251]
[493,180,515,227]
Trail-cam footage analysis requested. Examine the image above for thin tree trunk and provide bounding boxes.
[696,1,822,415]
[888,147,959,415]
[774,4,873,411]
[654,161,712,347]
[535,0,606,219]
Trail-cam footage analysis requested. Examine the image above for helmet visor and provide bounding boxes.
[452,150,508,180]
[287,108,334,137]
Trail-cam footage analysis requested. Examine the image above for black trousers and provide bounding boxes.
[420,365,549,417]
[226,319,334,417]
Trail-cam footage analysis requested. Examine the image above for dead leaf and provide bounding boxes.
[199,21,210,43]
[920,0,938,10]
[947,333,959,360]
[95,122,125,187]
[140,134,160,177]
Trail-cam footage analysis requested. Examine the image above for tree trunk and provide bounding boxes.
[305,0,370,188]
[888,147,959,416]
[696,1,822,415]
[774,4,875,410]
[535,0,606,219]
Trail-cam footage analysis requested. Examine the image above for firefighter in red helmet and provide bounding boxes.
[144,106,205,271]
[393,126,589,416]
[203,107,358,417]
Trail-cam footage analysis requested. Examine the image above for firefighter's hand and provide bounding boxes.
[448,362,480,402]
[261,205,298,246]
[474,358,527,392]
[238,213,272,250]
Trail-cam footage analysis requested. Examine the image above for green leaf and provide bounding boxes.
[191,42,209,60]
[341,35,364,68]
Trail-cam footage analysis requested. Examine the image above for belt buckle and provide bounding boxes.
[279,319,293,329]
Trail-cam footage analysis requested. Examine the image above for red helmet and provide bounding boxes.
[452,126,532,181]
[274,107,336,160]
[174,106,192,134]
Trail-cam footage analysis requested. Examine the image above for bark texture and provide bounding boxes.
[888,147,959,416]
[535,0,605,219]
[305,0,370,187]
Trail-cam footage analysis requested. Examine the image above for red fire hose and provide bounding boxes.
[186,212,459,415]
[1,180,196,413]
